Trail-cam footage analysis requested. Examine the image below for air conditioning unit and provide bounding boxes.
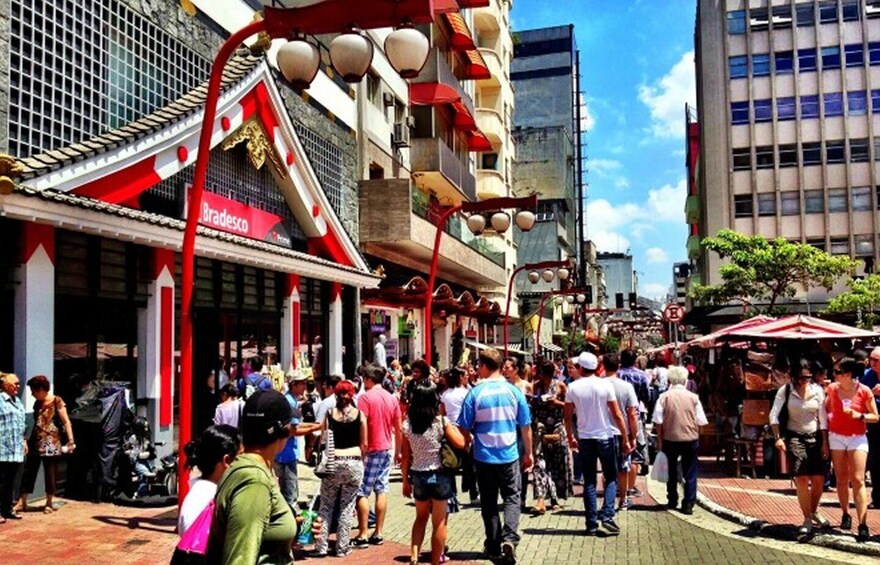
[383,92,395,107]
[392,122,410,148]
[406,115,416,128]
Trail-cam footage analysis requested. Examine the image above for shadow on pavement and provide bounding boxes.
[522,527,586,536]
[92,513,178,534]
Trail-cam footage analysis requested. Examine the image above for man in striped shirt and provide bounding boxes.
[458,348,532,564]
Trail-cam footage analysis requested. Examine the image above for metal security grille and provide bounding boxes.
[7,0,210,157]
[293,123,344,217]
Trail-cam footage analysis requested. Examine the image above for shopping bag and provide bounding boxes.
[650,451,669,483]
[170,500,213,564]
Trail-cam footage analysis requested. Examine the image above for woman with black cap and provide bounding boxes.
[207,390,299,564]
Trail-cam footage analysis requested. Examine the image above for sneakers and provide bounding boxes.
[350,537,369,549]
[841,513,852,530]
[483,543,502,560]
[501,541,516,564]
[584,526,599,536]
[811,512,830,529]
[797,518,813,536]
[857,523,870,542]
[680,503,694,516]
[368,535,384,546]
[617,498,631,511]
[601,519,621,535]
[627,487,642,497]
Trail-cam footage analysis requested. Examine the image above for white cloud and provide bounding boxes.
[640,282,670,301]
[638,50,696,139]
[614,177,630,189]
[646,179,687,223]
[587,158,622,176]
[586,198,643,231]
[580,93,595,132]
[645,247,669,264]
[590,230,631,254]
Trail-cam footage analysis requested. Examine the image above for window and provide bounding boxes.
[796,3,815,26]
[870,42,880,64]
[779,143,798,167]
[807,238,827,250]
[801,94,820,118]
[829,188,848,211]
[758,193,777,216]
[731,101,750,125]
[775,51,794,74]
[870,1,880,19]
[853,187,872,211]
[805,190,824,213]
[827,140,846,163]
[846,44,865,67]
[824,92,844,117]
[873,90,880,112]
[848,90,868,115]
[366,73,381,108]
[842,0,861,22]
[750,8,770,31]
[781,191,800,215]
[854,235,874,257]
[756,145,775,169]
[851,138,870,162]
[830,238,850,256]
[728,10,747,34]
[772,5,793,28]
[729,55,748,78]
[803,142,822,165]
[732,147,752,170]
[754,99,773,122]
[819,0,838,23]
[799,48,818,71]
[822,46,841,70]
[734,194,753,217]
[752,54,771,76]
[777,97,797,121]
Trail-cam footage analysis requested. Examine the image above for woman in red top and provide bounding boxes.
[825,358,879,542]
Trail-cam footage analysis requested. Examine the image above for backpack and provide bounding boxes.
[240,374,267,400]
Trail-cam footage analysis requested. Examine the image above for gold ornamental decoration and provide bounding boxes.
[221,118,287,178]
[0,154,24,195]
[249,12,272,55]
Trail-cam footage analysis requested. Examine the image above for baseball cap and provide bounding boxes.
[286,370,308,383]
[577,352,598,371]
[242,390,292,446]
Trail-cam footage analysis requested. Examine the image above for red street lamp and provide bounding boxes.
[424,195,538,367]
[179,0,439,504]
[534,287,589,356]
[503,259,572,357]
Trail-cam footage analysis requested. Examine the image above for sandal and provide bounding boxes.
[43,506,55,514]
[530,506,546,515]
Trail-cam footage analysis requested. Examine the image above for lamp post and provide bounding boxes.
[534,287,589,356]
[179,0,438,503]
[503,259,572,357]
[424,195,537,367]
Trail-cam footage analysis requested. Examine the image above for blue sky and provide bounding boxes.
[511,0,697,301]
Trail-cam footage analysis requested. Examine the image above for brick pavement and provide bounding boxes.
[0,463,854,564]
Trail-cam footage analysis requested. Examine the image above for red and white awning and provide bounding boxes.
[724,315,878,340]
[687,315,776,348]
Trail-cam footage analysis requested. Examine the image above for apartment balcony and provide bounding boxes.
[477,169,505,200]
[473,0,503,35]
[410,137,476,204]
[413,48,475,117]
[476,108,504,146]
[359,179,507,288]
[477,47,504,87]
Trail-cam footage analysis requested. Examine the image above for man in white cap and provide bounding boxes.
[564,351,629,536]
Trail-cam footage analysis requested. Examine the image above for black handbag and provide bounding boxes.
[52,397,70,447]
[777,384,791,434]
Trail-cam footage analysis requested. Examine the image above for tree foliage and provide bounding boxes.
[689,230,856,314]
[825,274,880,329]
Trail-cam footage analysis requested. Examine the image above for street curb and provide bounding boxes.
[695,490,880,557]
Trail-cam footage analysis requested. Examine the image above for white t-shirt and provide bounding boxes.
[440,387,469,423]
[178,478,217,536]
[565,376,618,440]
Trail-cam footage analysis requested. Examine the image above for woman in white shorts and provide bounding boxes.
[825,358,879,542]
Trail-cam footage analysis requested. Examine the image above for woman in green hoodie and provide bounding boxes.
[208,389,310,564]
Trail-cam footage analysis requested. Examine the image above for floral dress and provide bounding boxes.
[31,397,64,457]
[531,379,572,499]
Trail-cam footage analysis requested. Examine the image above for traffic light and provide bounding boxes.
[585,285,593,304]
[628,292,638,309]
[615,293,624,309]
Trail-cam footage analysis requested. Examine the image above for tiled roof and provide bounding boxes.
[16,49,263,179]
[13,185,375,278]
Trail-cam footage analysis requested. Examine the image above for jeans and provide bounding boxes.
[475,460,521,551]
[460,450,479,498]
[663,440,699,507]
[274,460,299,510]
[577,438,618,528]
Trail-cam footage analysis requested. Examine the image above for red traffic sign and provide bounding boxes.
[663,303,685,323]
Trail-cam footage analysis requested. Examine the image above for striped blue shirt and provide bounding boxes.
[457,379,531,464]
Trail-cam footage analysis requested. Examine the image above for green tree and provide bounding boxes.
[689,230,856,315]
[825,274,880,329]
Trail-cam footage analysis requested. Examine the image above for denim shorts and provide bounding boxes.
[410,469,454,502]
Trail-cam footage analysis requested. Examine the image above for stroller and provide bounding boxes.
[115,417,178,502]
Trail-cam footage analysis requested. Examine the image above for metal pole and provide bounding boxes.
[424,205,462,368]
[179,19,266,505]
[504,265,527,358]
[535,293,551,356]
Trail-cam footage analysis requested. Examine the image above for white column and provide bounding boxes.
[435,318,452,369]
[328,283,343,375]
[281,274,301,371]
[14,223,55,409]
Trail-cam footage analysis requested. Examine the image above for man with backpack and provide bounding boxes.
[238,356,273,400]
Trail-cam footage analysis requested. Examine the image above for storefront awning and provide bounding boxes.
[541,343,563,353]
[467,131,494,152]
[457,0,490,7]
[463,49,491,80]
[442,12,476,51]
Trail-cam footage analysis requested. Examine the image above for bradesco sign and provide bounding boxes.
[186,186,292,247]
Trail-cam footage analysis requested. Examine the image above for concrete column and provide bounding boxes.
[281,274,301,371]
[328,282,343,376]
[139,248,175,452]
[14,223,55,409]
[435,318,452,369]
